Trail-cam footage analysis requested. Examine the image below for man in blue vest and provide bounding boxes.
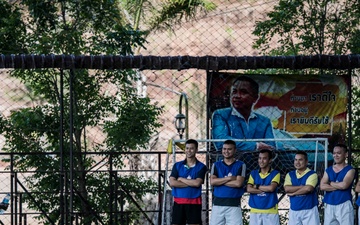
[210,139,246,225]
[169,139,208,225]
[320,144,355,225]
[284,151,320,224]
[247,149,280,225]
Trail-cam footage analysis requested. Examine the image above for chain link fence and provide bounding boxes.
[0,0,359,224]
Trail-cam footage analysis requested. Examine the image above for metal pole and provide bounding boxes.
[347,69,356,225]
[347,69,352,165]
[10,154,14,225]
[158,153,162,225]
[59,69,65,225]
[69,69,75,224]
[109,153,114,224]
[205,71,211,225]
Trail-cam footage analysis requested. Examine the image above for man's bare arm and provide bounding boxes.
[225,176,245,188]
[169,176,188,188]
[258,182,278,193]
[178,177,203,187]
[320,172,336,192]
[330,169,355,190]
[284,185,302,193]
[210,174,234,186]
[247,183,263,194]
[287,185,315,196]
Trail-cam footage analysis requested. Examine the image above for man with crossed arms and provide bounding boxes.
[247,149,280,225]
[284,151,320,225]
[210,139,246,225]
[320,144,355,225]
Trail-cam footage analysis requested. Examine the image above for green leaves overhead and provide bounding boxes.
[253,0,360,55]
[0,1,27,54]
[0,0,163,224]
[147,0,216,31]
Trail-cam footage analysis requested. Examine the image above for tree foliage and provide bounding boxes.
[252,0,360,162]
[0,0,164,224]
[146,0,216,31]
[119,0,216,32]
[0,1,27,54]
[253,0,360,55]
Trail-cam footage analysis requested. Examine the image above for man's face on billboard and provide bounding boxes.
[230,80,258,113]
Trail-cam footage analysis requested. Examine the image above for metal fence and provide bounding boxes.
[0,151,169,225]
[0,62,359,225]
[0,0,360,224]
[0,138,334,225]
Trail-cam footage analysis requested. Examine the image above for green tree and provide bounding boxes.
[0,0,26,54]
[120,0,216,32]
[253,0,360,55]
[251,0,360,163]
[351,78,360,166]
[0,0,162,224]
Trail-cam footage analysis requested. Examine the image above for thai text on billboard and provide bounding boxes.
[208,73,349,144]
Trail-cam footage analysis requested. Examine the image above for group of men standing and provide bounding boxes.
[169,75,356,224]
[169,139,358,225]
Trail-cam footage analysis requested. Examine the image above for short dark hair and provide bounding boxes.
[259,149,273,159]
[334,143,348,152]
[223,139,236,147]
[295,151,308,160]
[186,139,198,149]
[232,76,259,96]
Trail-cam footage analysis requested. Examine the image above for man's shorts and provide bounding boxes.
[288,205,320,225]
[324,200,354,225]
[250,213,280,225]
[172,202,202,224]
[210,205,243,225]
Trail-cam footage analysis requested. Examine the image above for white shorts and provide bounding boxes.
[249,213,280,225]
[210,205,243,225]
[324,200,354,225]
[288,205,320,225]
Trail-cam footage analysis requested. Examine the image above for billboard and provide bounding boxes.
[207,73,349,153]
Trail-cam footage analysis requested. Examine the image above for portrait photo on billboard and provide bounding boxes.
[207,72,349,168]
